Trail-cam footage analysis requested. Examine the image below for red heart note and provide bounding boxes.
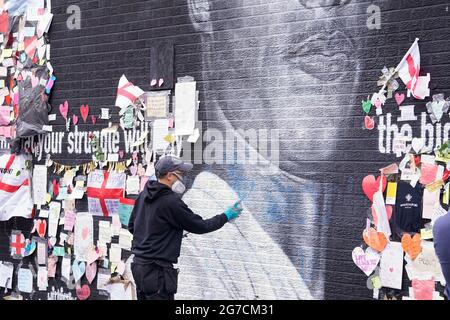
[91,115,97,124]
[80,105,89,123]
[362,175,387,202]
[37,219,47,238]
[364,116,375,130]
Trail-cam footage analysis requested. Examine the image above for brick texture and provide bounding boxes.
[1,0,450,300]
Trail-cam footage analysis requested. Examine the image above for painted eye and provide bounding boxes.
[299,0,352,9]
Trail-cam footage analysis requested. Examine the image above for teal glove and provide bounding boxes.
[224,201,243,221]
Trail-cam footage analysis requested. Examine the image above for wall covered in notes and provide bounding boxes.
[1,0,450,300]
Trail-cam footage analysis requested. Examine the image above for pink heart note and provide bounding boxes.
[374,98,382,108]
[80,105,89,123]
[72,114,79,125]
[59,101,69,120]
[119,150,124,159]
[91,115,97,124]
[389,267,394,273]
[395,93,405,106]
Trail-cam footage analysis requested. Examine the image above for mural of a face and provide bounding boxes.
[177,0,364,300]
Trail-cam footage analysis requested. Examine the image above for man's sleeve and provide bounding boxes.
[170,199,228,234]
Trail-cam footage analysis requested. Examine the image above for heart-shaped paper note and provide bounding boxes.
[59,101,69,120]
[371,205,392,225]
[395,92,405,106]
[411,137,425,154]
[24,239,36,257]
[86,262,97,284]
[72,114,79,125]
[119,150,124,159]
[72,260,86,283]
[431,100,445,122]
[87,247,102,265]
[36,219,47,238]
[364,116,375,130]
[362,99,372,114]
[362,175,387,202]
[91,115,97,124]
[401,233,422,260]
[80,105,89,123]
[352,247,380,276]
[76,284,90,300]
[363,228,388,252]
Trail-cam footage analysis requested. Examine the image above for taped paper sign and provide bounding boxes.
[87,170,125,217]
[174,81,197,136]
[74,213,93,262]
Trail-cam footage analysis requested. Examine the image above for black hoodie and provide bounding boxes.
[128,180,228,264]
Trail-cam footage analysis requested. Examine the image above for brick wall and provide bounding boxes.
[1,0,450,300]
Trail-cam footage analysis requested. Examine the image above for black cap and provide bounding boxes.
[155,156,193,178]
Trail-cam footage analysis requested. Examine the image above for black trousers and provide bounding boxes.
[131,262,178,300]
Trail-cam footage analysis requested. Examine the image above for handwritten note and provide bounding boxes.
[174,81,197,136]
[0,262,13,289]
[126,176,140,195]
[422,188,440,219]
[145,91,169,119]
[74,213,93,262]
[33,165,47,205]
[119,228,133,250]
[380,242,404,290]
[63,210,76,232]
[37,266,48,291]
[17,268,33,293]
[98,220,112,244]
[48,201,61,238]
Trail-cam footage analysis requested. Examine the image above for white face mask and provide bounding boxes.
[172,179,186,194]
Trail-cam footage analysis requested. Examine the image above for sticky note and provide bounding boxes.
[420,228,433,240]
[48,114,56,121]
[42,125,52,132]
[18,42,24,51]
[385,182,397,205]
[0,80,4,88]
[45,193,52,203]
[2,49,12,58]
